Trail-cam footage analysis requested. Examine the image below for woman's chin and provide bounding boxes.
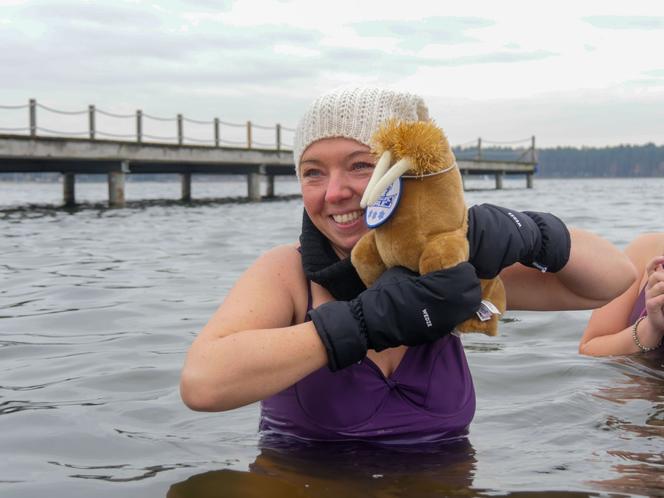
[330,233,368,259]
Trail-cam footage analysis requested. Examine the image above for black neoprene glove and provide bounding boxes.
[467,203,571,279]
[308,263,482,371]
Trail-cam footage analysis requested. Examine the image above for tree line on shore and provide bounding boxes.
[454,142,664,177]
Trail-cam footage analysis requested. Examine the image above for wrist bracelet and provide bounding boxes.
[631,316,663,353]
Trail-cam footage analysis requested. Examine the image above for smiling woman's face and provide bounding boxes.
[299,137,376,259]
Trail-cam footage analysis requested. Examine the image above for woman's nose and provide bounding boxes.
[325,171,353,203]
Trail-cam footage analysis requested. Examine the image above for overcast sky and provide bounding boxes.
[1,0,663,148]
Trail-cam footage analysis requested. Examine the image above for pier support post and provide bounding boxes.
[526,173,533,189]
[108,170,126,208]
[248,165,265,201]
[495,172,504,190]
[247,172,262,201]
[63,173,76,207]
[181,173,192,202]
[266,175,275,198]
[460,171,466,191]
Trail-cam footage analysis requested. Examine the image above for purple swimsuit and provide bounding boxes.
[259,281,476,443]
[628,286,647,325]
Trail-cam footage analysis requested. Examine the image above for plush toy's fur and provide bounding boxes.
[351,119,506,336]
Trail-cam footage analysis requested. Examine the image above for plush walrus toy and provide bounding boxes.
[350,118,505,336]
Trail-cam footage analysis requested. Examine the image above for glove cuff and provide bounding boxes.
[308,301,368,372]
[523,211,571,273]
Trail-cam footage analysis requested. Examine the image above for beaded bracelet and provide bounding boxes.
[632,316,663,353]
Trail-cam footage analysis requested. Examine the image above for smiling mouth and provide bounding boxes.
[331,210,363,225]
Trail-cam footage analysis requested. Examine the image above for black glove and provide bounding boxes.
[308,263,482,371]
[467,203,571,279]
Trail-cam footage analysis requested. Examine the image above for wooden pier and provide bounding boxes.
[0,99,537,207]
[0,134,294,207]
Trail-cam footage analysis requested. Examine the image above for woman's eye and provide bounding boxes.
[353,162,374,171]
[301,168,322,178]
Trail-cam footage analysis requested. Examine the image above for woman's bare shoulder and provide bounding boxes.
[627,232,664,249]
[250,243,307,304]
[255,243,303,277]
[625,232,664,268]
[200,243,306,338]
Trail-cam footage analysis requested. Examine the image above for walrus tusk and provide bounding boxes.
[360,150,391,208]
[360,157,412,208]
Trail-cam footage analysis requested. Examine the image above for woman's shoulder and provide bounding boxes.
[620,233,664,291]
[625,232,664,266]
[251,243,306,292]
[254,243,308,324]
[256,243,302,269]
[628,232,664,248]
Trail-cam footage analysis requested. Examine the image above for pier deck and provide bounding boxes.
[0,134,536,207]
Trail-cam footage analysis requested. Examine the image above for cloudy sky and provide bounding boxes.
[1,0,663,148]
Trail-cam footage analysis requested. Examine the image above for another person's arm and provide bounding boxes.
[500,228,637,311]
[579,233,664,356]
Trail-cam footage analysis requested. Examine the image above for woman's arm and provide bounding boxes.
[500,228,637,311]
[180,245,327,412]
[579,233,664,356]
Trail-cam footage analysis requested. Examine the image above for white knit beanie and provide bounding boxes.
[293,87,430,175]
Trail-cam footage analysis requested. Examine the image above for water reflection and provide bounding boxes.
[168,437,477,498]
[167,436,625,498]
[589,352,664,496]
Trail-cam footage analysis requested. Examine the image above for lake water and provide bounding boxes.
[1,177,662,498]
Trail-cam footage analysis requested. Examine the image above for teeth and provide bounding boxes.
[332,211,363,224]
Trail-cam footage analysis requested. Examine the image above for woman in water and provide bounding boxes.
[180,87,636,442]
[580,233,664,355]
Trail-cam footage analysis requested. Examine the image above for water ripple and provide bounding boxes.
[0,399,105,415]
[47,461,195,483]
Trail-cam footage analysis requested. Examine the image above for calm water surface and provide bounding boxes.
[1,177,662,497]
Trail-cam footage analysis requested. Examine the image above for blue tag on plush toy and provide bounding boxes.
[365,178,402,228]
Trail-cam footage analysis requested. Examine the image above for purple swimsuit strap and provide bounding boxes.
[297,246,314,318]
[628,285,647,325]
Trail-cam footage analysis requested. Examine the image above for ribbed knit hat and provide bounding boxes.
[293,87,430,175]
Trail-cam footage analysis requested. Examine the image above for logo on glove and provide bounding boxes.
[507,211,522,228]
[422,308,433,328]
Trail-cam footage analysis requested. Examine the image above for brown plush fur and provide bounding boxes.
[351,119,506,336]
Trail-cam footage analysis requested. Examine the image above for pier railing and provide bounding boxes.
[453,136,538,164]
[0,99,294,150]
[0,99,538,207]
[1,100,539,161]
